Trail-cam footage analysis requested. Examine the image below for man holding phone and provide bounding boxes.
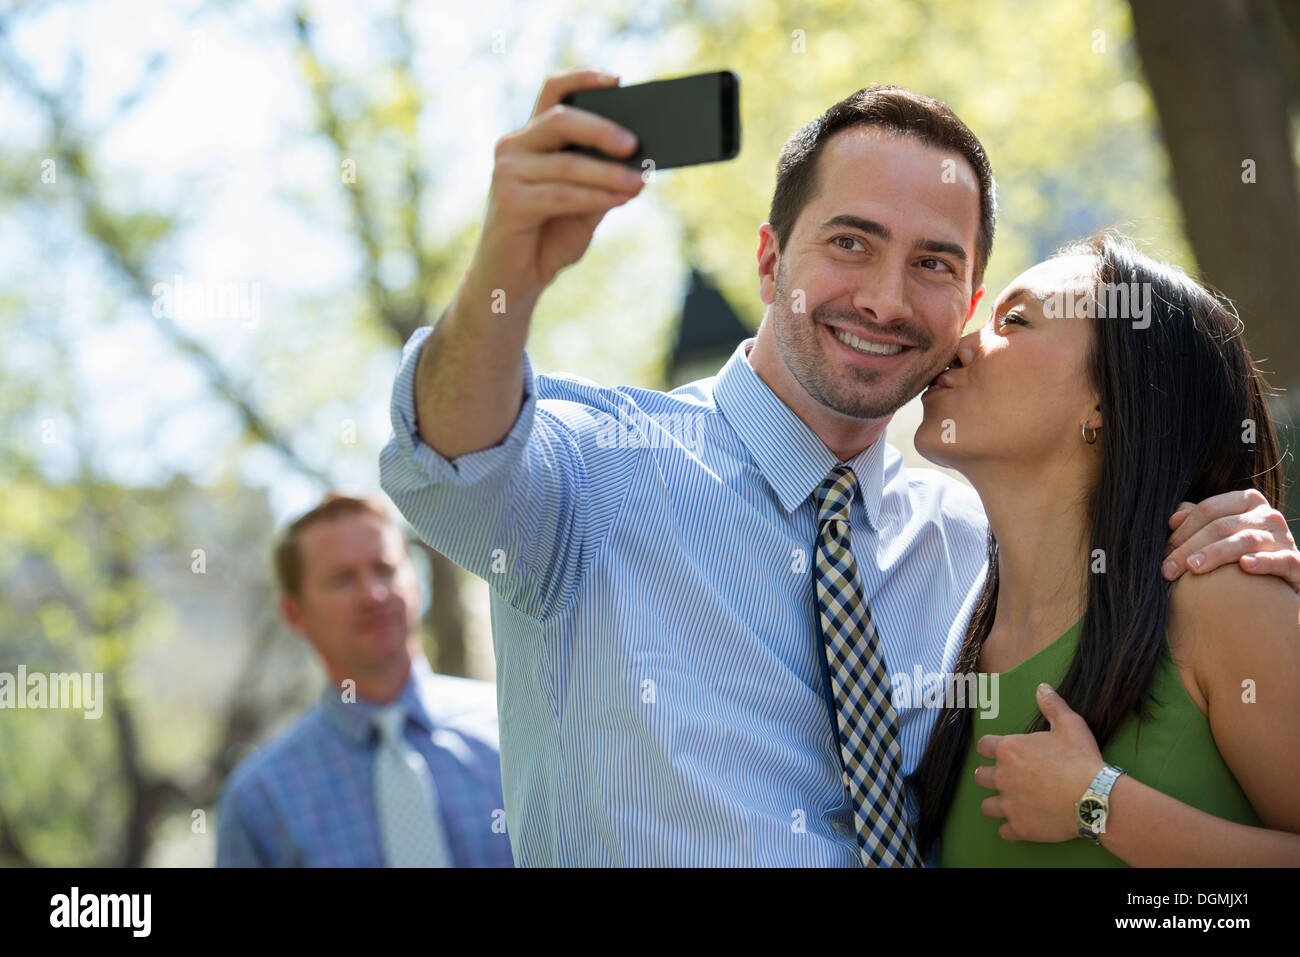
[379,67,1300,866]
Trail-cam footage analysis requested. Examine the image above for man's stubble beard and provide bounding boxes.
[772,258,950,420]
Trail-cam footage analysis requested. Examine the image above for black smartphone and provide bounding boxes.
[560,70,740,171]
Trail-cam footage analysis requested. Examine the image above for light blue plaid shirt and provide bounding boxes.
[380,332,989,866]
[216,656,514,867]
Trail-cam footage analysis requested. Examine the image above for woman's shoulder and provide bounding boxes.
[1168,564,1300,705]
[1169,562,1298,624]
[1166,564,1300,835]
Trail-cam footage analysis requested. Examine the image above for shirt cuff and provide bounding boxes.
[386,325,538,487]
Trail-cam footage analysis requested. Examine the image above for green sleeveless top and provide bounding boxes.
[939,620,1261,866]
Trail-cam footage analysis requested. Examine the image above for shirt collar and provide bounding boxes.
[713,338,888,530]
[318,654,437,745]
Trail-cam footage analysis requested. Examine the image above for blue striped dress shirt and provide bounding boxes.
[380,331,990,866]
[216,655,514,867]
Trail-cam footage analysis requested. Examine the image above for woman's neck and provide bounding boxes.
[969,458,1096,656]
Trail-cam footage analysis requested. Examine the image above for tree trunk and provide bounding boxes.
[418,543,470,678]
[1129,0,1300,531]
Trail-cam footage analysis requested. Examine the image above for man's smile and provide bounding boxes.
[820,321,915,364]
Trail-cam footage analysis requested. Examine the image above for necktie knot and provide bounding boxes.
[374,702,408,744]
[816,465,857,526]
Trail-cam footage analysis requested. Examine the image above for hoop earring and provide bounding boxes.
[1082,423,1098,445]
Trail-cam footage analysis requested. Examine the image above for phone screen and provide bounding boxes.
[560,70,740,171]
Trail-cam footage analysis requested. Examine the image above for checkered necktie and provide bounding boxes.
[373,702,452,867]
[814,465,922,867]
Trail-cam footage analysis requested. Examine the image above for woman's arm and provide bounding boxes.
[1094,772,1300,866]
[974,565,1300,865]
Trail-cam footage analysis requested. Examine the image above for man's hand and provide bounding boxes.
[412,67,645,460]
[974,684,1103,843]
[472,66,646,306]
[1163,489,1299,592]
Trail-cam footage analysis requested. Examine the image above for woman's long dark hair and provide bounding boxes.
[910,231,1286,856]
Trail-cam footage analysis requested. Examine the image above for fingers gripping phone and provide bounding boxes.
[561,70,740,171]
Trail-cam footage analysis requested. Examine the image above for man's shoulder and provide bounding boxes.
[219,703,331,803]
[529,364,724,461]
[533,365,721,419]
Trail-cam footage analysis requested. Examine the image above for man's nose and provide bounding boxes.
[850,257,912,325]
[362,574,391,602]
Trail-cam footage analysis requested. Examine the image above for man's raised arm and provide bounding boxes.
[415,67,645,459]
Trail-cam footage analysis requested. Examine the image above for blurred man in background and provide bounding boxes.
[216,494,513,867]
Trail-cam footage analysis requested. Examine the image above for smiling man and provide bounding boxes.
[752,122,989,460]
[378,68,1300,867]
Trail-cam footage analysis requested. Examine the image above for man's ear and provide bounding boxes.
[966,283,986,324]
[280,593,307,637]
[757,223,779,305]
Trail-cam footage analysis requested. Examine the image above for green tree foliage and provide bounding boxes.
[1,0,1293,865]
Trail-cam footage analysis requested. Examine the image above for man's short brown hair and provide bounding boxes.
[274,493,396,596]
[768,84,997,289]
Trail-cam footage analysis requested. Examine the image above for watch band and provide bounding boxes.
[1075,764,1124,843]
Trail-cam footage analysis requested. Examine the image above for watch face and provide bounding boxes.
[1078,797,1105,828]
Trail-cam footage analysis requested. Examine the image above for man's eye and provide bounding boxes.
[918,257,952,273]
[998,313,1028,327]
[833,236,864,252]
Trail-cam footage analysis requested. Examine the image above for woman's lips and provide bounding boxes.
[924,370,956,394]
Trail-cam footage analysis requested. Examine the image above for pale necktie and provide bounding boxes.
[373,702,452,867]
[814,465,923,867]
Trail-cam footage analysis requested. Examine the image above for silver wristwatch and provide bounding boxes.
[1075,764,1124,843]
